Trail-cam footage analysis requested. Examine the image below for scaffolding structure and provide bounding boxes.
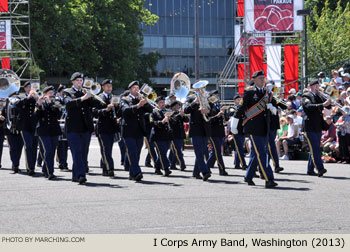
[0,0,38,82]
[217,17,302,105]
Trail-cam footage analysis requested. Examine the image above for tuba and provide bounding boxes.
[170,72,191,100]
[192,80,210,122]
[0,69,21,98]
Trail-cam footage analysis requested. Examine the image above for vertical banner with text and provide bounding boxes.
[0,20,12,50]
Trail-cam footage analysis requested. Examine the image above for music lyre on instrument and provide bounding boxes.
[138,83,159,108]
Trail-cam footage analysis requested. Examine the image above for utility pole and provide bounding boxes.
[195,0,200,81]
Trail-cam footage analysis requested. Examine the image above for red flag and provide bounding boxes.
[0,0,8,12]
[249,45,264,79]
[237,0,244,17]
[238,64,246,95]
[284,45,299,97]
[1,57,10,69]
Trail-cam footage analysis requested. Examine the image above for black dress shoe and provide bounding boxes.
[43,173,48,178]
[242,165,248,170]
[193,174,202,179]
[275,167,284,173]
[145,162,153,168]
[48,174,56,180]
[135,173,143,182]
[164,170,172,176]
[234,165,241,169]
[12,166,19,173]
[219,170,228,176]
[318,168,327,177]
[155,169,163,175]
[244,177,255,186]
[102,171,109,176]
[265,180,278,188]
[180,165,186,171]
[28,169,35,176]
[170,166,178,170]
[72,177,79,182]
[86,167,89,173]
[78,177,87,185]
[59,164,65,170]
[307,171,317,176]
[108,170,115,177]
[202,172,211,181]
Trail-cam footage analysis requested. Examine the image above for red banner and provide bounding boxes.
[284,45,299,97]
[238,64,246,95]
[0,0,8,12]
[1,57,10,69]
[249,45,264,79]
[237,0,244,17]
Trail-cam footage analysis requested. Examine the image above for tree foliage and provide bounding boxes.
[307,0,350,73]
[30,0,158,88]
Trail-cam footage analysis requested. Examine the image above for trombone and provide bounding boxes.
[137,83,159,109]
[83,78,105,105]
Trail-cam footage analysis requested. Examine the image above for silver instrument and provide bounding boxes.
[82,78,105,105]
[0,69,21,98]
[192,80,210,122]
[317,86,347,115]
[170,72,191,101]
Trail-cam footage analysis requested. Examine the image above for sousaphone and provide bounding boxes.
[0,69,21,98]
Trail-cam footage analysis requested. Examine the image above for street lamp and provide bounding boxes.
[297,9,311,89]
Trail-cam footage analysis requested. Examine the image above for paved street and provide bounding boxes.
[0,137,350,234]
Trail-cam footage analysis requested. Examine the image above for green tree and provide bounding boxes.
[307,1,350,73]
[30,0,158,88]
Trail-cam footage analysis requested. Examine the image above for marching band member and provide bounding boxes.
[17,81,38,176]
[94,79,117,177]
[183,94,211,181]
[230,94,248,170]
[36,86,62,180]
[231,70,278,188]
[117,90,129,169]
[144,111,157,168]
[0,104,5,169]
[150,96,172,176]
[2,91,24,173]
[168,100,188,171]
[55,84,69,171]
[266,82,287,174]
[120,81,153,182]
[206,90,228,176]
[63,72,100,184]
[302,80,332,176]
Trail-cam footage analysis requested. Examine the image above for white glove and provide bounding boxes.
[230,117,239,134]
[266,103,277,115]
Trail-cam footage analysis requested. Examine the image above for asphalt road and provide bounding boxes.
[0,137,350,234]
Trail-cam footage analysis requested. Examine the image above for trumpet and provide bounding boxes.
[317,89,348,115]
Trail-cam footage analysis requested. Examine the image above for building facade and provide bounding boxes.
[141,0,235,96]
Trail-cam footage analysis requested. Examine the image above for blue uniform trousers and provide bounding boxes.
[169,139,185,168]
[21,131,38,171]
[144,137,157,166]
[38,136,58,175]
[245,135,274,181]
[0,131,4,166]
[192,136,210,176]
[304,131,325,173]
[97,133,115,173]
[232,134,247,167]
[207,137,226,171]
[124,137,144,177]
[118,138,129,169]
[154,140,170,171]
[7,134,23,167]
[56,140,68,167]
[37,150,43,166]
[66,132,90,180]
[267,130,280,170]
